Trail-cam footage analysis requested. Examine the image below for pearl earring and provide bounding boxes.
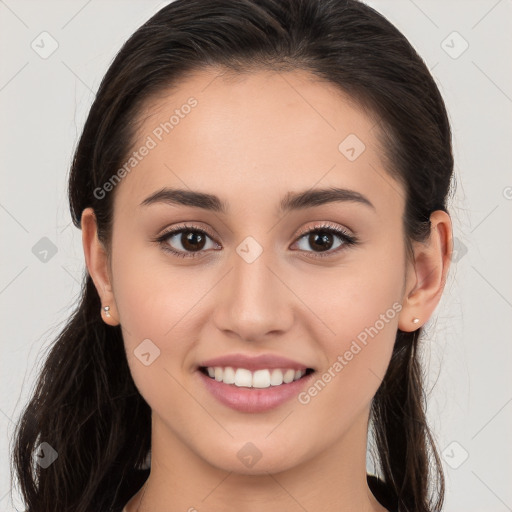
[412,317,419,324]
[103,306,111,318]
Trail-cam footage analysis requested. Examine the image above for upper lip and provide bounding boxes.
[198,353,313,372]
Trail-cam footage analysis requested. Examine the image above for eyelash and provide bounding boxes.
[154,222,358,259]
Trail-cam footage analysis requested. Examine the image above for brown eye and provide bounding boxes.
[177,230,208,252]
[303,231,336,252]
[292,223,358,258]
[156,225,220,259]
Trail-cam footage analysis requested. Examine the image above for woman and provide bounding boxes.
[12,0,454,511]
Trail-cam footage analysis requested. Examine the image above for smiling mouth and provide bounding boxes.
[198,366,315,388]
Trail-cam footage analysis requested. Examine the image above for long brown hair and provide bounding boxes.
[12,1,454,510]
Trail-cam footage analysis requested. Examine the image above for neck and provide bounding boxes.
[128,407,387,512]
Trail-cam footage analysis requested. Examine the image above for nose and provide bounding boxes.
[212,246,294,342]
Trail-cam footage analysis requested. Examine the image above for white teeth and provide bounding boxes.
[204,366,307,387]
[223,366,236,384]
[283,369,295,383]
[270,368,284,386]
[234,368,252,387]
[252,369,271,388]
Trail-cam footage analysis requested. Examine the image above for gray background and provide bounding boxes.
[1,0,511,510]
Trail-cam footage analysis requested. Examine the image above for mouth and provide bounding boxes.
[197,364,317,413]
[198,366,316,388]
[195,352,318,412]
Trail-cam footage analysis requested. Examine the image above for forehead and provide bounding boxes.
[113,67,404,222]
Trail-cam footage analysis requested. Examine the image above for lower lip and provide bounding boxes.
[197,370,315,413]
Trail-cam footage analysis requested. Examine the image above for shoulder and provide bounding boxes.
[367,473,399,512]
[110,468,150,512]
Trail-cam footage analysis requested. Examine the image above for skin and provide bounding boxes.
[82,68,452,512]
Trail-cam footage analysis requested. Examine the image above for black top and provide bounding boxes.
[113,470,398,512]
[367,474,399,512]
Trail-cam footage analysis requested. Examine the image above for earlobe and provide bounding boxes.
[81,208,120,326]
[398,210,453,332]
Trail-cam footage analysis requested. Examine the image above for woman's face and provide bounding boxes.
[104,68,415,474]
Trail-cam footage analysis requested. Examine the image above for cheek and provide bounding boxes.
[109,240,189,386]
[301,248,404,405]
[110,231,187,338]
[110,240,212,382]
[297,296,400,438]
[111,253,196,413]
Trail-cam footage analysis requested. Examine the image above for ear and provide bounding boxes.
[398,210,453,332]
[81,207,120,326]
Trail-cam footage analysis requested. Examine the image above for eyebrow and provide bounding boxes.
[140,186,376,214]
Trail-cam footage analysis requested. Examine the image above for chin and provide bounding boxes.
[198,439,308,476]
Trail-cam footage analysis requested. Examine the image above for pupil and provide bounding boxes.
[310,231,333,251]
[183,231,205,251]
[179,230,334,253]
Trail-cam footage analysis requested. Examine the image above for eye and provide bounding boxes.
[154,223,220,259]
[154,221,358,260]
[291,222,358,258]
